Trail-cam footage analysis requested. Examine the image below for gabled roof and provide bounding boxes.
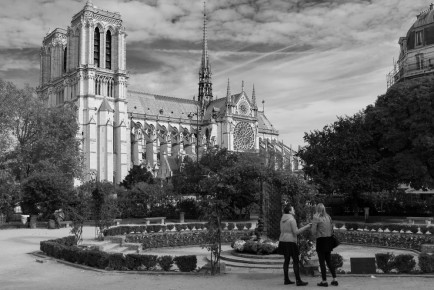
[204,97,227,120]
[257,111,278,134]
[127,90,198,119]
[98,98,114,112]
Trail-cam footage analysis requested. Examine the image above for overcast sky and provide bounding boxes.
[0,0,428,148]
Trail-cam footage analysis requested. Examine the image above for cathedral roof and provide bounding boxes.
[257,111,278,135]
[127,90,198,120]
[204,97,227,120]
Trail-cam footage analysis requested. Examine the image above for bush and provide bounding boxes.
[330,253,343,270]
[176,199,201,219]
[345,222,360,231]
[125,254,143,270]
[235,223,245,230]
[195,223,204,230]
[245,222,252,230]
[153,225,162,233]
[186,223,194,231]
[334,222,343,229]
[166,224,175,231]
[158,255,174,271]
[419,253,434,273]
[227,222,235,231]
[394,254,416,273]
[375,253,395,273]
[174,255,197,272]
[175,224,183,232]
[141,254,158,270]
[108,253,125,270]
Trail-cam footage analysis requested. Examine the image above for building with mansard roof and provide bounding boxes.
[387,3,434,88]
[37,1,300,184]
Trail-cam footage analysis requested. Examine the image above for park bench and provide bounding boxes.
[406,217,433,225]
[59,221,72,228]
[144,217,166,225]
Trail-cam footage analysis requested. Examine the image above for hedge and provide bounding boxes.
[124,229,253,249]
[334,230,434,251]
[336,222,433,235]
[40,236,197,272]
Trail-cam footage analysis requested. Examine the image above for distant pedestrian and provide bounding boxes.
[311,203,338,287]
[54,209,65,229]
[278,204,311,286]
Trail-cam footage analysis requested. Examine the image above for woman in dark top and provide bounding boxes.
[311,203,338,287]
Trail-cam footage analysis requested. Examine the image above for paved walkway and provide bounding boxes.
[0,226,432,290]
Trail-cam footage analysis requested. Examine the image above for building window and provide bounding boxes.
[63,47,67,73]
[416,53,424,70]
[106,30,111,69]
[416,30,423,46]
[94,27,100,67]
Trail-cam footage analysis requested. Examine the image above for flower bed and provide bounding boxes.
[334,230,434,251]
[231,238,278,255]
[336,222,434,235]
[125,230,253,249]
[40,236,198,272]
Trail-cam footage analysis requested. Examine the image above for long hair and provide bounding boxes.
[315,203,330,220]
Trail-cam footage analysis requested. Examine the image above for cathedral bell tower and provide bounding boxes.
[198,2,213,117]
[37,0,130,183]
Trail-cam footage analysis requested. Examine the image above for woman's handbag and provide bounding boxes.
[330,234,340,249]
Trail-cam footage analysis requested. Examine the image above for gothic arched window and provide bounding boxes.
[63,47,67,73]
[94,27,100,67]
[106,30,112,69]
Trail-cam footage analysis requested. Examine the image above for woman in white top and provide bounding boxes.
[278,204,311,286]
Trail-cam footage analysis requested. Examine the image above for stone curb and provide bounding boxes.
[29,251,212,276]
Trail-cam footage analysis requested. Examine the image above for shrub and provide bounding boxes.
[195,223,204,230]
[227,222,235,231]
[186,223,194,231]
[259,243,275,255]
[146,225,155,233]
[245,222,252,230]
[334,222,343,229]
[158,255,174,271]
[161,225,167,232]
[175,224,183,232]
[166,224,175,231]
[235,223,245,230]
[141,254,158,270]
[419,253,434,273]
[394,254,416,273]
[153,225,162,233]
[108,253,125,270]
[345,222,359,231]
[330,253,343,270]
[125,254,142,270]
[174,255,197,272]
[375,253,395,273]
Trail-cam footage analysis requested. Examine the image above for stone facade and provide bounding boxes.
[37,1,301,184]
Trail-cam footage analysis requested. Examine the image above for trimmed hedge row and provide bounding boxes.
[125,230,253,249]
[334,230,434,251]
[103,222,253,237]
[335,222,434,234]
[375,252,434,273]
[40,236,197,272]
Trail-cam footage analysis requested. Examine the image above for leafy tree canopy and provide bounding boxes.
[120,165,154,189]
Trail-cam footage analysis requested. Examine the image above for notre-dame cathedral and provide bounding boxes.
[37,0,299,184]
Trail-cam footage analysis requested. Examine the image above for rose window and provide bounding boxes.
[234,122,254,150]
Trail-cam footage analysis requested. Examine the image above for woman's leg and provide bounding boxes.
[289,243,302,282]
[283,254,291,282]
[324,251,336,279]
[317,251,327,281]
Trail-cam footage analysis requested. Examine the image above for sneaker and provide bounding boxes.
[331,281,338,286]
[296,281,308,286]
[317,281,328,287]
[284,280,295,285]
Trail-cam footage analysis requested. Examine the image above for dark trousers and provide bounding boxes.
[282,242,301,282]
[317,251,336,281]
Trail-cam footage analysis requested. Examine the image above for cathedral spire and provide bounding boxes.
[252,84,257,108]
[226,78,231,100]
[198,1,213,115]
[241,80,244,92]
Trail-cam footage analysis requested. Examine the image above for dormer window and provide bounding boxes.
[415,30,423,47]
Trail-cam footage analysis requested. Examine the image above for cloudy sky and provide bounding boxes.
[0,0,429,148]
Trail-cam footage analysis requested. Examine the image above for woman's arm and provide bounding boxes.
[290,219,310,235]
[311,216,319,237]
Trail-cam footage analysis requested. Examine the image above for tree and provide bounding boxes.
[21,171,73,218]
[365,76,434,190]
[298,113,393,212]
[120,165,154,189]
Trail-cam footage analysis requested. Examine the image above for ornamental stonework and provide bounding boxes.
[233,121,254,150]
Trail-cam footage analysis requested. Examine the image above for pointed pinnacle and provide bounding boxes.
[252,84,256,106]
